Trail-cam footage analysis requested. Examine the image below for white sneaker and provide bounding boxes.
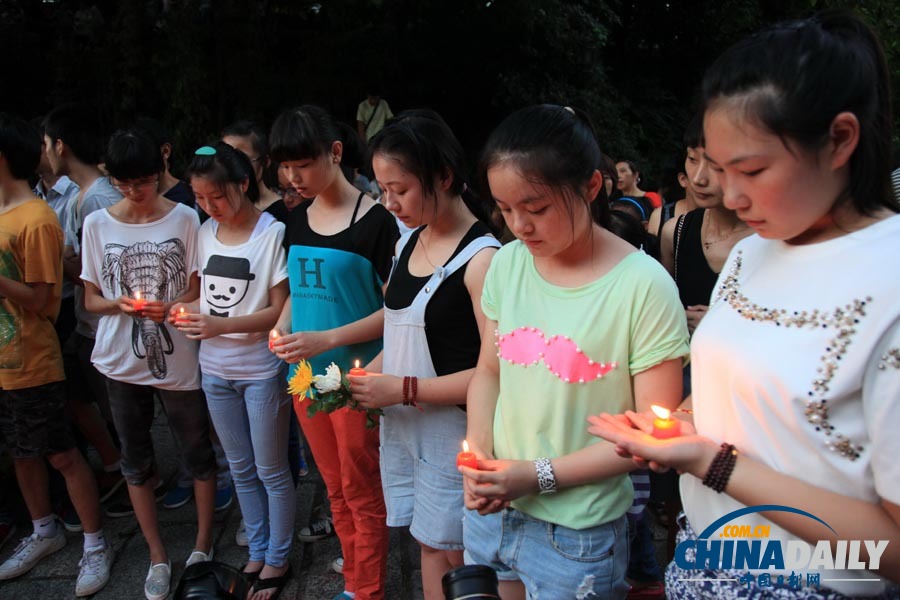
[76,545,113,597]
[144,561,171,600]
[235,519,248,547]
[0,529,66,580]
[185,547,214,567]
[331,556,344,574]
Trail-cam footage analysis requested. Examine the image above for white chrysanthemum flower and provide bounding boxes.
[313,362,343,393]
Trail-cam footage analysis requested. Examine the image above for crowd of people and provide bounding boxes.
[0,9,898,600]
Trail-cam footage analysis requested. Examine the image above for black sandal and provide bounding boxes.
[251,564,292,600]
[240,563,263,585]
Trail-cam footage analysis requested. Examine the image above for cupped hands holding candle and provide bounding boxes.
[456,440,478,470]
[586,408,711,475]
[131,290,146,312]
[650,404,680,439]
[348,360,366,377]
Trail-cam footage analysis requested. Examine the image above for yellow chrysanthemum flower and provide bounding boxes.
[287,360,315,397]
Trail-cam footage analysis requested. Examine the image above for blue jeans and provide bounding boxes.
[463,508,630,599]
[203,371,295,566]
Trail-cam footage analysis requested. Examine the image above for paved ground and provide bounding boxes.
[0,405,668,599]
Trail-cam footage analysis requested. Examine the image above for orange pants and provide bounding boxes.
[295,397,388,600]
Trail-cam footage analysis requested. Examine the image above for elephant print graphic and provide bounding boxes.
[102,239,187,379]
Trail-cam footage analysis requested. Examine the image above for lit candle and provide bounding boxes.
[348,360,367,377]
[456,440,478,470]
[268,328,281,350]
[651,405,681,439]
[177,307,186,322]
[132,291,146,311]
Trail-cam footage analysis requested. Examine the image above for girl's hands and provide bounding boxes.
[685,304,709,334]
[460,459,539,513]
[460,445,508,516]
[587,410,713,475]
[170,310,224,340]
[270,330,331,363]
[348,373,401,409]
[121,296,166,323]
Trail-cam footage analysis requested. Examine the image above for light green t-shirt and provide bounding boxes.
[482,241,689,530]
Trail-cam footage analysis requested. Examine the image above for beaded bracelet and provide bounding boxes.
[702,443,738,493]
[402,376,419,408]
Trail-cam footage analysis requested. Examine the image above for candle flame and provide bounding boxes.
[179,307,185,314]
[355,359,361,369]
[462,440,470,453]
[269,329,280,339]
[651,405,671,420]
[134,291,142,300]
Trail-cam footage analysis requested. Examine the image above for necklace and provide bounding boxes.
[702,210,747,250]
[417,231,437,268]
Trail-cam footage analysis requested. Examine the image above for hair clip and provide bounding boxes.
[195,146,217,156]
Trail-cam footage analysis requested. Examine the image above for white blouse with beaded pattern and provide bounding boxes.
[680,214,900,596]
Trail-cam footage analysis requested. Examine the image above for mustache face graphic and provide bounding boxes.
[496,326,617,383]
[212,294,231,301]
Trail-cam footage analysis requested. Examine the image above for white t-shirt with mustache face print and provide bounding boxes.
[197,211,287,380]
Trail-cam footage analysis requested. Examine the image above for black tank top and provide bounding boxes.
[384,222,491,376]
[673,208,719,307]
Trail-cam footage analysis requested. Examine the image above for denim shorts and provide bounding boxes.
[0,380,75,459]
[463,507,630,599]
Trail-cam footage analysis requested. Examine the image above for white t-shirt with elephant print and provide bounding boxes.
[81,203,201,390]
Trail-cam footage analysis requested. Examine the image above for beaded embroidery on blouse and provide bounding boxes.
[714,251,870,461]
[877,348,900,371]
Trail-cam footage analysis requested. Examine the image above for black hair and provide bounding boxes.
[608,209,650,251]
[683,112,704,149]
[702,9,897,213]
[0,113,42,180]
[105,128,164,181]
[134,116,172,147]
[658,151,688,205]
[610,198,648,223]
[185,141,260,203]
[337,121,365,172]
[369,109,494,231]
[479,104,609,228]
[42,103,104,166]
[221,120,269,162]
[269,105,339,164]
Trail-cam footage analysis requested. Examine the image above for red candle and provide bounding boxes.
[348,360,366,377]
[268,328,281,351]
[456,440,478,470]
[132,291,146,312]
[651,405,681,439]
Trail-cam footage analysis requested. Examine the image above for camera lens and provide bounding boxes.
[442,564,500,599]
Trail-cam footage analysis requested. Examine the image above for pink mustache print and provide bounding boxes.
[496,326,617,383]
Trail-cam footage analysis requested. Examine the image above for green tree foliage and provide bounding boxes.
[4,0,897,184]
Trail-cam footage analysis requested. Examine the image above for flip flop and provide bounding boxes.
[240,563,263,585]
[251,564,292,600]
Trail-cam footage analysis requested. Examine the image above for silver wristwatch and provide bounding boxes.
[533,457,557,495]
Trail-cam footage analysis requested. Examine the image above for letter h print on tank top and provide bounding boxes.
[103,239,187,379]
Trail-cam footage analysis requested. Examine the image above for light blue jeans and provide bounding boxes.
[203,370,295,566]
[463,507,630,599]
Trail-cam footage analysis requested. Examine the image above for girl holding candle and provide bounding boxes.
[81,128,216,600]
[589,10,900,598]
[268,105,398,600]
[170,141,294,599]
[459,105,689,599]
[347,109,499,599]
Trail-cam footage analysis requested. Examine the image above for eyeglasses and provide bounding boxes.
[111,178,159,193]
